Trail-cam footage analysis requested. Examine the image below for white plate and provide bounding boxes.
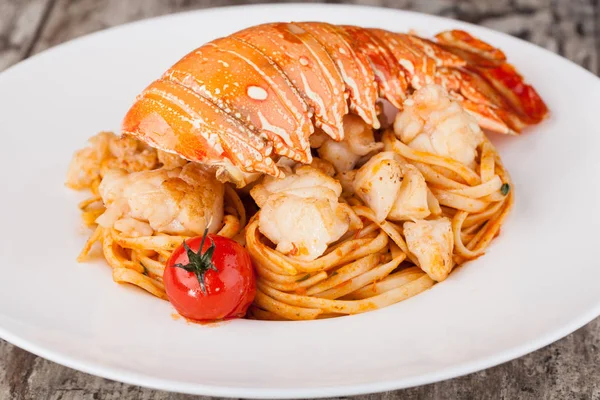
[0,3,599,398]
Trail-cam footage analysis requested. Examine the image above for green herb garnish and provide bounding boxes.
[139,263,148,276]
[296,274,311,282]
[500,183,510,196]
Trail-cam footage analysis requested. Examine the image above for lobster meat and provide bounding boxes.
[122,22,548,183]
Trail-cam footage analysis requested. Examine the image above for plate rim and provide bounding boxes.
[1,3,599,397]
[1,308,598,398]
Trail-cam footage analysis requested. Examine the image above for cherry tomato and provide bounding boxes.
[163,231,256,321]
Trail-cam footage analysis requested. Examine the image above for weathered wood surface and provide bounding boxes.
[0,0,599,399]
[0,0,52,71]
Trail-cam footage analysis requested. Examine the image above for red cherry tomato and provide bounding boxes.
[163,232,256,321]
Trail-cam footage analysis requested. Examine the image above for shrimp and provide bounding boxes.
[317,114,383,173]
[66,132,114,190]
[157,149,187,169]
[96,163,224,236]
[309,157,336,177]
[393,84,484,168]
[250,166,360,261]
[404,218,454,282]
[352,152,430,222]
[66,132,163,190]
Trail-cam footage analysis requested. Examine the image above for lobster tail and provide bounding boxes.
[233,23,348,141]
[297,22,380,129]
[122,79,281,177]
[343,26,408,109]
[165,36,314,163]
[434,30,548,132]
[122,22,549,179]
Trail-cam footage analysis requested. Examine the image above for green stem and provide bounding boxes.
[174,227,219,294]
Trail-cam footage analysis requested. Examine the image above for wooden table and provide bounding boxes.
[1,1,598,399]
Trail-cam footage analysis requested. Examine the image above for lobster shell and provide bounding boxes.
[123,23,548,181]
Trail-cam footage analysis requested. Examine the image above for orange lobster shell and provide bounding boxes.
[122,22,548,180]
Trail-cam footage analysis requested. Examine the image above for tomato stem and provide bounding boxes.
[174,227,218,294]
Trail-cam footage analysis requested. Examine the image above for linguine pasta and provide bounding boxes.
[67,85,513,321]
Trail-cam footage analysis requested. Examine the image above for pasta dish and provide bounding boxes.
[66,22,547,321]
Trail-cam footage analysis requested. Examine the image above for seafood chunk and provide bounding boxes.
[388,163,431,221]
[251,166,358,261]
[404,218,454,282]
[394,84,484,167]
[97,164,224,236]
[353,152,402,222]
[157,150,187,169]
[66,132,158,190]
[309,157,336,177]
[318,114,382,173]
[352,152,430,222]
